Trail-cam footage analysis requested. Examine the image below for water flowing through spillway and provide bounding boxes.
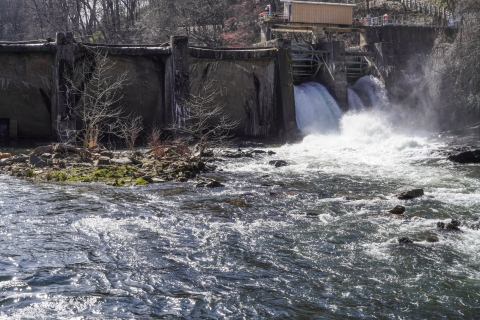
[294,82,343,134]
[1,77,480,318]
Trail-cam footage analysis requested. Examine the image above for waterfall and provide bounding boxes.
[294,77,389,135]
[294,82,343,135]
[348,75,389,110]
[347,88,364,111]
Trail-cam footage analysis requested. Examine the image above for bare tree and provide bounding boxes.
[114,114,144,151]
[170,78,239,157]
[66,47,129,159]
[427,0,480,129]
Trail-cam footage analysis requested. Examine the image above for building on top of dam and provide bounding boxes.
[258,1,357,42]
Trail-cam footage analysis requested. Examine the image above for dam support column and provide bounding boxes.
[53,32,76,142]
[166,36,189,126]
[317,41,348,111]
[260,24,272,43]
[274,39,298,141]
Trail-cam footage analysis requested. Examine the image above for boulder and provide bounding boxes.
[100,151,113,158]
[222,151,243,159]
[269,160,288,168]
[98,156,111,165]
[29,154,47,168]
[30,145,53,155]
[52,144,80,154]
[426,236,439,243]
[142,176,153,183]
[110,158,133,165]
[196,150,214,158]
[448,150,480,164]
[0,152,12,160]
[397,189,424,200]
[151,177,165,183]
[10,154,29,163]
[129,157,143,166]
[196,161,206,171]
[389,205,406,215]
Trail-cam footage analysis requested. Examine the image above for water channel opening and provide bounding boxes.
[294,76,389,135]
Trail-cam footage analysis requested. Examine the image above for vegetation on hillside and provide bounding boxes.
[427,0,480,129]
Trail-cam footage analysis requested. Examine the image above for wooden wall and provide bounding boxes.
[291,2,354,25]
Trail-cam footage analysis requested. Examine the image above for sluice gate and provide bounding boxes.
[291,43,326,84]
[345,50,376,81]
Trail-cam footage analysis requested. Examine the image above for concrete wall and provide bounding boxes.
[0,35,296,141]
[0,34,178,141]
[0,52,54,138]
[76,54,168,128]
[316,41,348,111]
[188,41,297,139]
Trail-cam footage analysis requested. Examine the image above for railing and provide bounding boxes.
[400,0,458,26]
[258,12,289,23]
[354,14,455,28]
[400,0,451,20]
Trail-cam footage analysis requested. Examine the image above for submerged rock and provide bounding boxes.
[206,180,224,188]
[448,150,480,164]
[397,189,424,200]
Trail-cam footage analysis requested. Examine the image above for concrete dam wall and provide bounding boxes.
[0,26,439,141]
[0,52,54,139]
[0,34,296,141]
[188,41,296,138]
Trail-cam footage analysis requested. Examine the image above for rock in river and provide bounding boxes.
[389,205,406,214]
[269,160,288,168]
[398,237,413,244]
[448,150,480,164]
[397,189,424,200]
[437,219,461,231]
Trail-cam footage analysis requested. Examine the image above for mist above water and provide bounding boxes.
[294,76,391,135]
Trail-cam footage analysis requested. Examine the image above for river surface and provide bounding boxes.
[1,108,479,319]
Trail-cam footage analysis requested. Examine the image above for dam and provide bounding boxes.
[0,0,446,142]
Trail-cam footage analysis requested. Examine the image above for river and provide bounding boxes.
[1,79,479,319]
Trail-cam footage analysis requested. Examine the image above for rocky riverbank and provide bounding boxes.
[0,143,279,187]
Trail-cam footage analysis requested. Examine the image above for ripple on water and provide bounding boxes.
[1,129,480,318]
